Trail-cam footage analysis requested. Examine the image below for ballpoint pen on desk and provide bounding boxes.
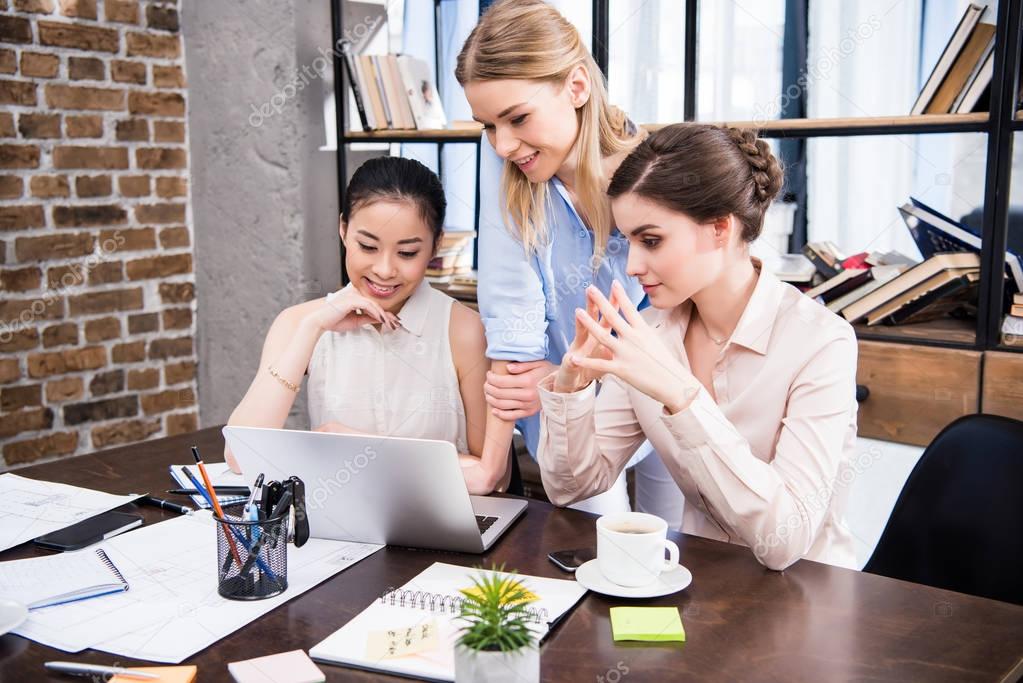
[167,486,251,496]
[191,445,243,568]
[138,495,193,515]
[44,661,159,680]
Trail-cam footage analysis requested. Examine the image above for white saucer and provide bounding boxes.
[0,599,28,636]
[575,559,692,598]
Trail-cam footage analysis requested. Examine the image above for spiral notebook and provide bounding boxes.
[309,562,587,682]
[0,548,128,610]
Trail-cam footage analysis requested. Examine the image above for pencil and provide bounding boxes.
[192,445,243,568]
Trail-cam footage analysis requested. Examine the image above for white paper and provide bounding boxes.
[13,511,383,662]
[168,462,248,509]
[0,474,141,552]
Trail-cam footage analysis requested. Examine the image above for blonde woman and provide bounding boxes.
[456,0,683,518]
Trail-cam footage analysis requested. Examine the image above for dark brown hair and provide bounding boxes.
[607,123,784,242]
[342,156,446,247]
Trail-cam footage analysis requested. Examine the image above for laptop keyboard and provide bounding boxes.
[475,515,498,534]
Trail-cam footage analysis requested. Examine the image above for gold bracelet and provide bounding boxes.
[267,365,300,393]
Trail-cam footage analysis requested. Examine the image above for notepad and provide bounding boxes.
[610,606,685,642]
[110,666,197,683]
[0,548,128,610]
[309,562,587,682]
[228,650,325,683]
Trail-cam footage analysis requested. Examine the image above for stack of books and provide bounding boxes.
[911,4,997,115]
[1006,293,1023,346]
[342,50,447,131]
[426,231,475,284]
[801,198,1022,328]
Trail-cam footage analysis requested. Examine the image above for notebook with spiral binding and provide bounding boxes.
[0,548,129,610]
[309,561,586,681]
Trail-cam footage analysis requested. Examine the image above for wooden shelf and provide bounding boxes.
[853,316,976,347]
[342,128,483,143]
[646,113,989,138]
[340,114,991,145]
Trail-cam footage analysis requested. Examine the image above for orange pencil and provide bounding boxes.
[192,445,243,568]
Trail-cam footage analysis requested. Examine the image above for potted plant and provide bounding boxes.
[454,567,540,683]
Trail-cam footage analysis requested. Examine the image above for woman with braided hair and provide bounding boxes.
[536,123,860,570]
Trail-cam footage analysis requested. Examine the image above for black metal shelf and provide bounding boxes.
[330,0,1022,353]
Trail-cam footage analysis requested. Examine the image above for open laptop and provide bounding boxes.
[222,426,527,553]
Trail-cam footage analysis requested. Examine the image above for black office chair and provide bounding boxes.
[862,413,1023,605]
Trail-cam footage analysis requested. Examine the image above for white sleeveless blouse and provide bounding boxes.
[306,281,469,454]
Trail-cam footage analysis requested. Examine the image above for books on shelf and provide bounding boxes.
[866,269,980,326]
[802,241,845,279]
[343,50,447,132]
[397,55,448,130]
[759,253,816,285]
[899,197,1023,291]
[839,253,980,324]
[805,267,872,304]
[825,265,909,315]
[911,4,994,115]
[426,230,476,284]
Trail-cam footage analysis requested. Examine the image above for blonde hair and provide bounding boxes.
[456,0,637,260]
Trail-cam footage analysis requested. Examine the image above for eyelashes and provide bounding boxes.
[357,243,420,259]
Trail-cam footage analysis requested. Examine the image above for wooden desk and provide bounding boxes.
[2,428,1022,682]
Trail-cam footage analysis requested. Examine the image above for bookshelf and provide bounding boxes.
[329,0,1022,359]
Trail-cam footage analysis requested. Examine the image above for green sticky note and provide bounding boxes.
[610,606,685,642]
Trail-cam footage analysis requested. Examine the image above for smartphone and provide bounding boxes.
[547,548,596,573]
[34,511,144,551]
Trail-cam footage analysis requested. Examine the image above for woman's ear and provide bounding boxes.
[566,64,591,109]
[712,216,732,248]
[339,217,348,245]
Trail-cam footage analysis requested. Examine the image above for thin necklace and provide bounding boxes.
[698,314,728,345]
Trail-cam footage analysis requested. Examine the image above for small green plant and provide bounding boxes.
[457,566,537,653]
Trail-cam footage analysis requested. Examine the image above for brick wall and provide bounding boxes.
[0,0,197,469]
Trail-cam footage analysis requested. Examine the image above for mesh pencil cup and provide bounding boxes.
[213,503,289,600]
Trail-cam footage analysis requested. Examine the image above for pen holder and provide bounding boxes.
[213,503,289,600]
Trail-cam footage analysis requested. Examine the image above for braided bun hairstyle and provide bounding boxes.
[607,123,784,242]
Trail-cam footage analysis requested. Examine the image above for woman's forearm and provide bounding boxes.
[228,319,322,429]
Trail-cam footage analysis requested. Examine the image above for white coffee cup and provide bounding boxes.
[596,512,680,587]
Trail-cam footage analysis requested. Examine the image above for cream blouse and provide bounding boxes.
[306,281,469,454]
[537,265,860,570]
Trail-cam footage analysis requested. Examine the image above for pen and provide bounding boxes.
[237,489,293,577]
[190,446,243,568]
[44,661,159,680]
[184,464,279,582]
[243,473,264,518]
[167,487,251,496]
[138,495,193,515]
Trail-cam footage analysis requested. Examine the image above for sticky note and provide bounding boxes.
[609,606,685,642]
[110,666,197,683]
[366,620,440,660]
[227,650,325,683]
[460,580,538,605]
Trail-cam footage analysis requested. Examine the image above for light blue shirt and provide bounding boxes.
[476,139,644,457]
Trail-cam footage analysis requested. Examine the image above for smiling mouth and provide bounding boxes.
[514,151,539,166]
[363,277,400,297]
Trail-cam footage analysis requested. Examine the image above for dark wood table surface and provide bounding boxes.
[1,427,1022,682]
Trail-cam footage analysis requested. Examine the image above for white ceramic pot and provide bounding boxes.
[454,643,540,683]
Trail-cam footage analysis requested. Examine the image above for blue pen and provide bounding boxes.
[244,473,265,543]
[183,466,279,584]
